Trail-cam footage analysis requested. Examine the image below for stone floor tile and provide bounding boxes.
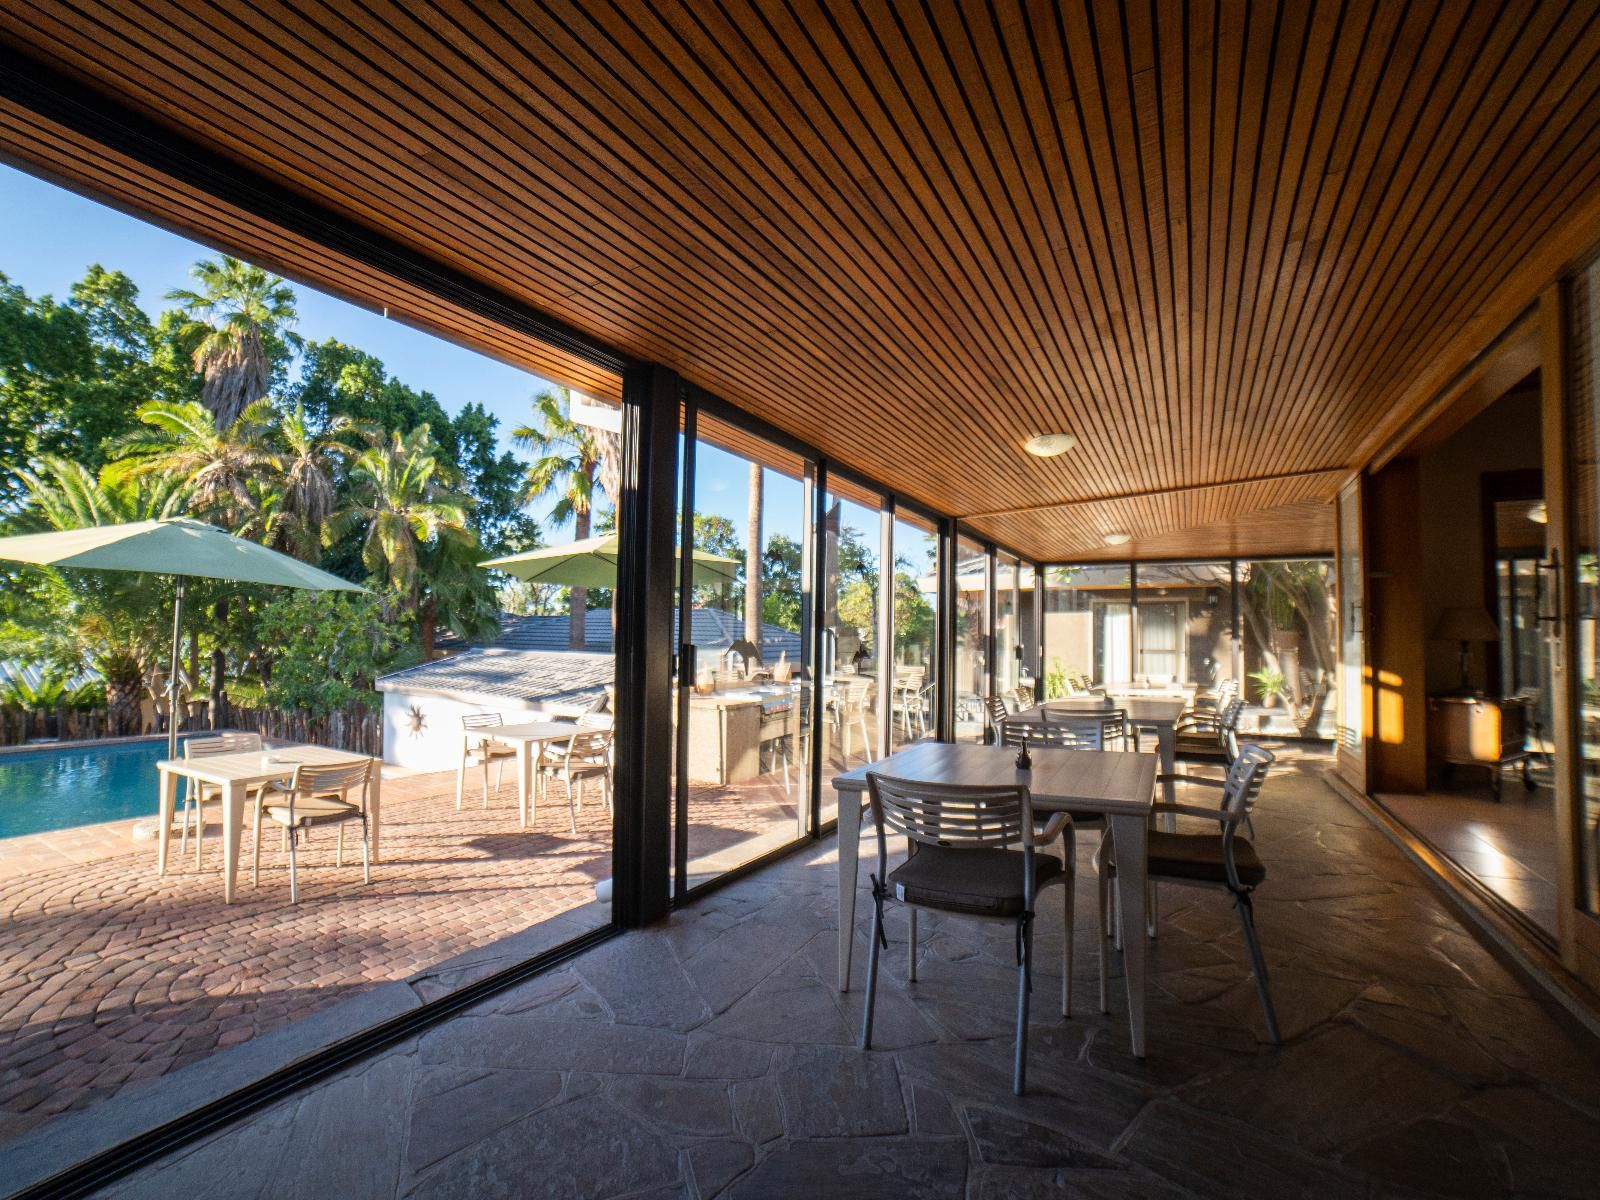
[773,1045,907,1137]
[727,1137,967,1199]
[405,1067,563,1173]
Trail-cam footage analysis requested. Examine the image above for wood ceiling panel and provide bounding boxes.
[3,1,1600,560]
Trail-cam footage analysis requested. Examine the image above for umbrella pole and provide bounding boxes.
[168,576,185,761]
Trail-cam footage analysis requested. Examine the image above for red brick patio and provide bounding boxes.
[0,765,804,1146]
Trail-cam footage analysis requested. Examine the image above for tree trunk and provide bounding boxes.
[570,505,590,650]
[106,679,140,737]
[745,461,763,647]
[421,597,437,660]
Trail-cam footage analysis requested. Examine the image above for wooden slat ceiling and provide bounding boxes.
[5,1,1600,560]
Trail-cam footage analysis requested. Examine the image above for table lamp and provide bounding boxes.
[1429,607,1500,696]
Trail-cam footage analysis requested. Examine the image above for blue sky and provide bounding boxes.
[0,161,933,568]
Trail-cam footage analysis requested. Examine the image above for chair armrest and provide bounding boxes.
[1034,812,1071,845]
[1150,801,1243,825]
[1155,773,1227,788]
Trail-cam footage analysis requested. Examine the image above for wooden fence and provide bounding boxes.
[0,702,383,756]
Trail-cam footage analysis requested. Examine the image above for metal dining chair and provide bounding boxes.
[1098,744,1280,1042]
[538,718,614,834]
[985,695,1011,743]
[861,772,1074,1095]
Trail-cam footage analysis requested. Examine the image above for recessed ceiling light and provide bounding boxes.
[1103,532,1131,546]
[1023,433,1077,457]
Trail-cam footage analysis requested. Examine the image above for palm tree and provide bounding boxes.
[248,404,345,560]
[514,386,612,648]
[5,457,185,733]
[334,424,473,620]
[166,255,302,427]
[104,399,274,531]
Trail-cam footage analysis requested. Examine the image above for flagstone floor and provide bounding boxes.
[83,751,1600,1200]
[0,765,805,1147]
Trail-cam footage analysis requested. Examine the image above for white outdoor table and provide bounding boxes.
[464,720,588,828]
[1030,696,1188,821]
[831,741,1158,1057]
[156,743,382,904]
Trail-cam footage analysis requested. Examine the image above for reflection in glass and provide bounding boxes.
[821,491,884,824]
[890,515,938,750]
[1133,563,1232,689]
[1041,564,1132,692]
[1238,560,1337,738]
[955,537,989,739]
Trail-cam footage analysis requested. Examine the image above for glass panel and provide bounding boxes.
[677,416,814,885]
[821,489,884,821]
[1239,559,1338,738]
[954,537,989,739]
[0,162,620,1142]
[1568,257,1600,915]
[995,555,1019,701]
[1337,485,1366,764]
[1018,563,1037,697]
[1041,564,1132,693]
[1132,562,1232,691]
[889,514,938,751]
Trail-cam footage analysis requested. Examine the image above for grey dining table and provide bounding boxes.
[832,741,1158,1057]
[1018,696,1187,822]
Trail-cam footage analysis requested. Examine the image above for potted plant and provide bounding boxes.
[1249,665,1288,709]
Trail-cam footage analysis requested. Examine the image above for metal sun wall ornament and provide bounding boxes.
[406,704,428,739]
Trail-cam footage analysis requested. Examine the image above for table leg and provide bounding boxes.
[369,759,383,864]
[1157,726,1177,833]
[518,741,532,828]
[838,789,862,992]
[222,780,244,904]
[157,766,177,877]
[1108,812,1148,1057]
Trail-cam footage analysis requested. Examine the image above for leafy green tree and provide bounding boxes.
[245,403,346,560]
[0,267,157,498]
[166,255,301,427]
[291,338,455,454]
[452,401,533,553]
[255,591,414,716]
[761,533,803,631]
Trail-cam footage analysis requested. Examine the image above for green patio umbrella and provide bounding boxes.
[0,517,365,759]
[482,532,741,588]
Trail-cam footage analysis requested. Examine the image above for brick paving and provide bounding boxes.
[0,766,804,1146]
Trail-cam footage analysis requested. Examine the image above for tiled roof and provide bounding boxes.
[437,607,804,663]
[376,649,615,706]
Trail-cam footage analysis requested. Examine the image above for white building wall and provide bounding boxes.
[381,688,546,771]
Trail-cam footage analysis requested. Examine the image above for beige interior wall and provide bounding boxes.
[1417,386,1543,696]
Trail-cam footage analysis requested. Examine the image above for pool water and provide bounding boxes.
[0,739,188,839]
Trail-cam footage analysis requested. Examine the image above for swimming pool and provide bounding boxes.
[0,738,188,839]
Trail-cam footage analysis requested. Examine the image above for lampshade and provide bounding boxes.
[1429,607,1500,643]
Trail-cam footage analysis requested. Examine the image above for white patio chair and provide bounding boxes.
[181,731,264,868]
[538,720,613,835]
[457,713,516,810]
[259,759,374,903]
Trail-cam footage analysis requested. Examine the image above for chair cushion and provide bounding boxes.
[264,795,360,827]
[887,845,1063,917]
[1146,831,1265,887]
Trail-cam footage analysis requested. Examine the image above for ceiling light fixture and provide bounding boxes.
[1023,432,1077,457]
[1527,501,1548,525]
[1103,532,1131,546]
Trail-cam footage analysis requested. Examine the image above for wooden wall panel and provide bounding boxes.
[4,2,1600,559]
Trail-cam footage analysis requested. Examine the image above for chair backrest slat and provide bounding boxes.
[461,712,504,731]
[289,759,372,798]
[867,772,1032,851]
[186,731,262,758]
[1001,719,1101,751]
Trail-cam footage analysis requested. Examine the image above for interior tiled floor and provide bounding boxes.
[83,752,1600,1200]
[1380,776,1559,939]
